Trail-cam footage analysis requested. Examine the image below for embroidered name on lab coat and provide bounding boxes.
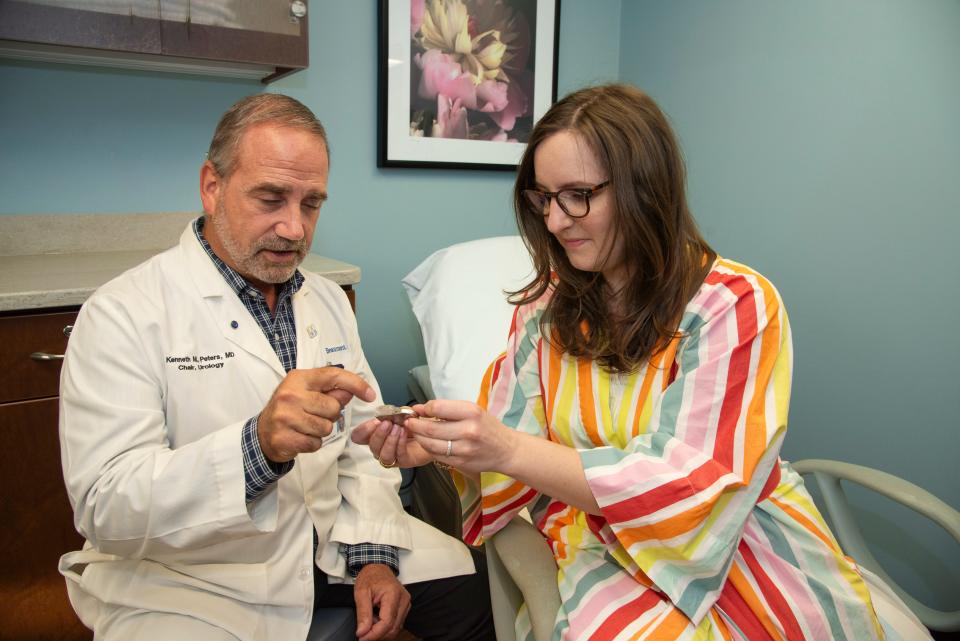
[164,351,236,371]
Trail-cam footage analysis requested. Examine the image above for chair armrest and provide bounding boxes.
[487,516,561,641]
[793,458,960,631]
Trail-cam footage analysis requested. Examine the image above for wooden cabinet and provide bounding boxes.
[0,0,308,83]
[0,307,90,641]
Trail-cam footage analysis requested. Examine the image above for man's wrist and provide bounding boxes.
[242,416,294,502]
[343,543,399,578]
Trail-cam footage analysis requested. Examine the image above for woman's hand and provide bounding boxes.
[405,400,518,475]
[351,418,436,468]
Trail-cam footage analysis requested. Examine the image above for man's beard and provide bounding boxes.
[211,201,308,284]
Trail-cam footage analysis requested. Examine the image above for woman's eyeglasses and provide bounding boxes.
[522,181,610,218]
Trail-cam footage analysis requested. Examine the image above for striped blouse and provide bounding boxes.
[455,258,885,641]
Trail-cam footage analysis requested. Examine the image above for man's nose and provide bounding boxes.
[275,206,306,241]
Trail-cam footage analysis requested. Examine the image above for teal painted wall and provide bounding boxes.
[0,1,622,405]
[620,0,959,608]
[5,0,953,612]
[0,64,258,213]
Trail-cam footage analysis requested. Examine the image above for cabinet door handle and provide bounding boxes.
[64,324,74,337]
[30,352,65,361]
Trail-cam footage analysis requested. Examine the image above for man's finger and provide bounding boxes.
[325,388,354,407]
[350,418,380,445]
[290,414,335,439]
[354,586,374,638]
[303,367,376,403]
[377,425,402,466]
[291,432,324,455]
[374,588,399,631]
[301,394,344,420]
[358,617,392,641]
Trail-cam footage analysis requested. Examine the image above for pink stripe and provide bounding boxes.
[741,520,825,637]
[588,439,711,505]
[569,572,662,633]
[683,343,724,451]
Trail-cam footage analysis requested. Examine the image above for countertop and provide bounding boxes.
[0,212,361,312]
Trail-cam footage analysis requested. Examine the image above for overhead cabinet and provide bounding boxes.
[0,0,309,82]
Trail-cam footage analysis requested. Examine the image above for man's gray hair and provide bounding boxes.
[207,93,329,178]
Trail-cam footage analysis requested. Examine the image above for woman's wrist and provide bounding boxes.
[496,427,527,478]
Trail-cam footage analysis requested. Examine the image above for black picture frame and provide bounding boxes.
[378,0,560,170]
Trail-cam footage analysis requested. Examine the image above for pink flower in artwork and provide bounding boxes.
[409,0,537,142]
[489,69,531,132]
[416,49,476,105]
[411,0,425,37]
[474,79,509,113]
[432,95,469,139]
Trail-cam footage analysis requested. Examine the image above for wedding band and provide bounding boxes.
[445,439,453,457]
[378,457,397,468]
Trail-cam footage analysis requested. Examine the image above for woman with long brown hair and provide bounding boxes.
[355,84,893,640]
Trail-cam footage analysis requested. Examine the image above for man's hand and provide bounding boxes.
[351,418,437,469]
[258,367,376,463]
[354,564,411,641]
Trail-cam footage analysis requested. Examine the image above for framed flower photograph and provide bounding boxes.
[378,0,560,170]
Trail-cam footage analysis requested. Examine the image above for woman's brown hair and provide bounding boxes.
[511,84,715,372]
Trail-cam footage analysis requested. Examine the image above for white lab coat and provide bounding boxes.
[58,222,474,640]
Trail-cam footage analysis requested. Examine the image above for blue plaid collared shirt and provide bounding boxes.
[194,218,397,577]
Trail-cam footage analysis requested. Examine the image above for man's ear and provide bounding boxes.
[199,161,222,215]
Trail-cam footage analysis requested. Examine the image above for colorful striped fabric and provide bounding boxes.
[455,258,886,641]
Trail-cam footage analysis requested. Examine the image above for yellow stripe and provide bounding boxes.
[614,369,639,435]
[554,354,578,445]
[772,315,792,424]
[546,335,563,426]
[597,366,618,444]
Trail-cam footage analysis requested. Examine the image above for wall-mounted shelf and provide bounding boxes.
[0,0,309,83]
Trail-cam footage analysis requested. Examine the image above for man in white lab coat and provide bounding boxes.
[58,94,494,641]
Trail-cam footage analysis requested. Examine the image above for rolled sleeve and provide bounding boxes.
[343,543,399,578]
[242,416,294,503]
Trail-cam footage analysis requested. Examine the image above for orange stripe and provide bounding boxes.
[726,562,786,641]
[629,337,681,437]
[654,337,681,390]
[714,611,735,641]
[645,607,690,639]
[481,479,530,510]
[743,296,781,480]
[577,358,604,445]
[769,496,839,552]
[544,505,578,559]
[475,356,500,408]
[628,611,659,640]
[718,261,783,481]
[631,363,660,437]
[616,491,721,542]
